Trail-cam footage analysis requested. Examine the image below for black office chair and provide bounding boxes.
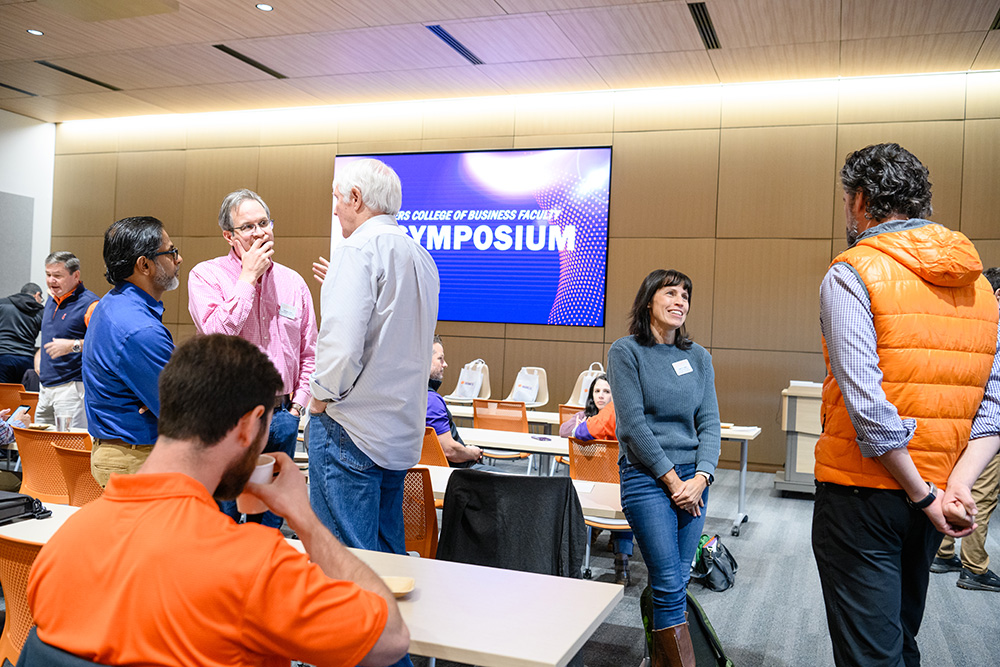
[436,469,587,578]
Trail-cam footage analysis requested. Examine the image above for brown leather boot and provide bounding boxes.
[652,622,696,667]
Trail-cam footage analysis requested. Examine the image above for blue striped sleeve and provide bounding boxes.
[970,319,1000,439]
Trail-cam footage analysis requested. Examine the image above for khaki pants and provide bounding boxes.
[937,452,1000,574]
[91,439,154,488]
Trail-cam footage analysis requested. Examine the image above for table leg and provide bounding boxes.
[538,453,553,476]
[731,438,749,536]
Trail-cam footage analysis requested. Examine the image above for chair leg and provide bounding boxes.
[583,526,592,579]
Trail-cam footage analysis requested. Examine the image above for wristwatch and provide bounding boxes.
[71,339,82,353]
[291,402,304,415]
[695,471,714,487]
[907,481,937,510]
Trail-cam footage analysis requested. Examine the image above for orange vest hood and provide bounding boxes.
[815,220,998,489]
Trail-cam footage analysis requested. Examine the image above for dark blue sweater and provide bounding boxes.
[40,283,99,386]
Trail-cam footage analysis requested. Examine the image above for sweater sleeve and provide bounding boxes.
[693,350,721,477]
[608,341,673,478]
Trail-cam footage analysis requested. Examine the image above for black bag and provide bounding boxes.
[640,586,734,666]
[690,534,738,592]
[0,490,51,527]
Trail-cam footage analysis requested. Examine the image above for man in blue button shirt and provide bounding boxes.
[83,216,183,487]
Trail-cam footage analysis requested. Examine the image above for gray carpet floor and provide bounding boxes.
[413,465,1000,667]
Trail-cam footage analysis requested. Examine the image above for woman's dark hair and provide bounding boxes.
[627,269,693,350]
[584,373,609,418]
[840,143,932,222]
[103,216,165,286]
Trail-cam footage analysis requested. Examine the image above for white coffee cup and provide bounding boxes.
[236,454,276,515]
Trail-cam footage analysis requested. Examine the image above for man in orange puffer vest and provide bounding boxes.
[812,143,1000,667]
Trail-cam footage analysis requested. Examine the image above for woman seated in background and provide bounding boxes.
[558,375,635,586]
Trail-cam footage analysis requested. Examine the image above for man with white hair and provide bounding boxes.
[309,159,439,577]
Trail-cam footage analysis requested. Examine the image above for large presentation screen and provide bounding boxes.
[334,147,611,327]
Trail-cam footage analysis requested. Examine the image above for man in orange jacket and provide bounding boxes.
[812,143,1000,667]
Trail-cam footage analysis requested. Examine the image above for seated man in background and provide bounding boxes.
[427,335,483,467]
[26,334,409,667]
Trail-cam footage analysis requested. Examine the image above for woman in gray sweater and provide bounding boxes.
[607,269,721,667]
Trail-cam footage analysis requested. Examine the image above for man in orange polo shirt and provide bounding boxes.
[25,334,409,667]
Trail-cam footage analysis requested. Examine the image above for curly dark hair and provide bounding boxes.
[840,143,932,222]
[627,269,693,350]
[983,266,1000,293]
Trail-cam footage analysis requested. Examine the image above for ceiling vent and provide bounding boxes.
[688,2,721,50]
[991,6,1000,30]
[0,82,36,96]
[34,61,121,91]
[212,45,287,79]
[427,25,483,65]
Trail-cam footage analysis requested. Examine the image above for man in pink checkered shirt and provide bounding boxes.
[188,188,317,528]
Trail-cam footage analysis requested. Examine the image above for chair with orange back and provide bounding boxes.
[567,437,631,579]
[418,426,448,509]
[551,403,584,474]
[53,443,104,507]
[472,399,531,471]
[0,383,25,413]
[18,391,39,424]
[0,534,44,666]
[403,467,438,559]
[9,426,92,504]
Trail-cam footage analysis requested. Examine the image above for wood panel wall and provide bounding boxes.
[50,71,1000,471]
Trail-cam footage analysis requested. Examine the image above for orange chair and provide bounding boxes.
[53,443,104,506]
[0,534,44,666]
[418,426,448,509]
[403,467,438,559]
[18,391,39,423]
[472,399,531,470]
[10,426,92,504]
[0,383,25,412]
[567,437,630,579]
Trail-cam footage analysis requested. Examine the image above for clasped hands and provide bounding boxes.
[661,469,708,517]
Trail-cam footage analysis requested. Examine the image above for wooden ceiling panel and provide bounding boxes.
[496,0,636,11]
[709,0,840,49]
[127,80,324,115]
[45,44,275,90]
[842,0,998,39]
[0,1,240,61]
[478,58,610,94]
[0,60,106,96]
[587,50,719,89]
[181,0,367,39]
[229,25,471,78]
[287,67,504,106]
[972,30,1000,71]
[0,95,102,122]
[840,33,985,77]
[548,2,703,57]
[46,92,171,117]
[328,0,508,26]
[438,13,585,63]
[710,42,840,83]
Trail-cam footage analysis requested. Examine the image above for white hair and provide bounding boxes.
[334,158,402,217]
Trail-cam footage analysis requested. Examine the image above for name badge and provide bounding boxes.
[672,359,693,376]
[279,303,297,320]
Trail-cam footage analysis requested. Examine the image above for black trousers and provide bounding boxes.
[812,482,943,667]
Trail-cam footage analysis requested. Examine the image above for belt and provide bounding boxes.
[95,438,154,450]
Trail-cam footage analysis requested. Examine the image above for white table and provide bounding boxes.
[449,405,561,433]
[458,425,763,536]
[3,504,620,667]
[422,464,624,520]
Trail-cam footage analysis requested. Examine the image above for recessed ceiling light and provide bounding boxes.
[26,29,44,36]
[255,3,273,10]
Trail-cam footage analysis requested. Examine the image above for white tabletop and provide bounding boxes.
[286,539,623,667]
[0,503,78,543]
[459,427,569,455]
[422,465,624,520]
[449,405,561,426]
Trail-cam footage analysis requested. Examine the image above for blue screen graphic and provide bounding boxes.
[335,148,611,327]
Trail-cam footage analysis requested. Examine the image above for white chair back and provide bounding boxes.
[504,366,549,409]
[444,359,492,404]
[565,362,605,408]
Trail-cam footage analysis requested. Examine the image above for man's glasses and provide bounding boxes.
[150,248,180,260]
[233,219,275,236]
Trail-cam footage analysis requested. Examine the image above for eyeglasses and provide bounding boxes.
[233,219,275,236]
[150,248,180,261]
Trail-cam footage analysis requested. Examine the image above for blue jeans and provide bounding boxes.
[308,412,408,554]
[621,460,707,629]
[611,531,634,556]
[219,406,300,528]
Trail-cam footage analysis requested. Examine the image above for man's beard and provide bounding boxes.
[213,419,268,501]
[154,262,179,292]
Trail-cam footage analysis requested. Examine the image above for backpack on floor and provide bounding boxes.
[640,585,734,666]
